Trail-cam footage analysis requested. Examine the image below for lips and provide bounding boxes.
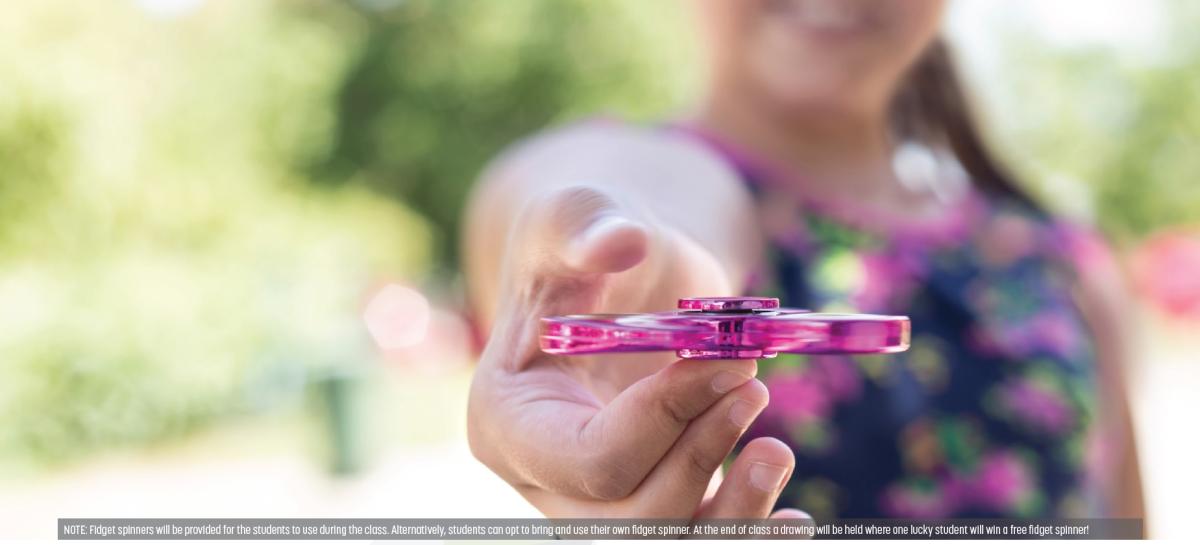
[766,0,875,34]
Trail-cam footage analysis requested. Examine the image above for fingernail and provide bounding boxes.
[749,462,789,492]
[728,399,762,428]
[565,216,632,269]
[711,371,750,394]
[570,215,627,250]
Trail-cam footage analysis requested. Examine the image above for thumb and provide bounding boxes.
[564,214,649,274]
[525,185,650,276]
[487,185,652,371]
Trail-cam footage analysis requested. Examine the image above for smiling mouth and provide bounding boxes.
[766,0,876,35]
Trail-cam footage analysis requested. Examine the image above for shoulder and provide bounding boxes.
[978,193,1102,267]
[1003,195,1129,331]
[1051,219,1129,325]
[975,192,1125,303]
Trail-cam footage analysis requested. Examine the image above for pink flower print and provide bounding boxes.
[764,372,833,426]
[939,473,972,509]
[757,359,862,451]
[1027,311,1081,359]
[968,309,1080,361]
[992,376,1076,436]
[811,355,863,403]
[970,451,1037,513]
[884,452,1040,517]
[967,312,1035,359]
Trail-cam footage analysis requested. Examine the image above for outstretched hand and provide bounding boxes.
[467,185,802,521]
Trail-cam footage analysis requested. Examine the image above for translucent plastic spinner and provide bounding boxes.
[541,297,910,359]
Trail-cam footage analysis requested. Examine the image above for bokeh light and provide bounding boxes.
[363,284,431,350]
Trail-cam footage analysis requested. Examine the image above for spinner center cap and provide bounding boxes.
[677,297,780,312]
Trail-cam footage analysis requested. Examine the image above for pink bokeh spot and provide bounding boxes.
[362,284,431,350]
[1131,229,1200,319]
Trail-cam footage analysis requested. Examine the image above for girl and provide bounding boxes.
[463,0,1143,522]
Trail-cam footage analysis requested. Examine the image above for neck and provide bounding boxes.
[693,85,898,200]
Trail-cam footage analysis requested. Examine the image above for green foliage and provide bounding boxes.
[0,0,430,469]
[302,0,696,265]
[989,0,1200,242]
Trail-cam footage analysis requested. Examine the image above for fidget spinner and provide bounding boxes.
[541,297,910,359]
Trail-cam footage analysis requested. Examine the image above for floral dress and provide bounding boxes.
[678,127,1106,519]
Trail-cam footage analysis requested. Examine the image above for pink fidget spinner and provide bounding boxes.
[541,297,910,359]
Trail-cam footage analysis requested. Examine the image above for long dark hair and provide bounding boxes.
[891,38,1041,210]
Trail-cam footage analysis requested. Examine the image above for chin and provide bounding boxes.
[755,70,876,119]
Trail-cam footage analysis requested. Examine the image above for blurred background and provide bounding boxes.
[1,0,1198,539]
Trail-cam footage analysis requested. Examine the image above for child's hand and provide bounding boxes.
[467,185,799,520]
